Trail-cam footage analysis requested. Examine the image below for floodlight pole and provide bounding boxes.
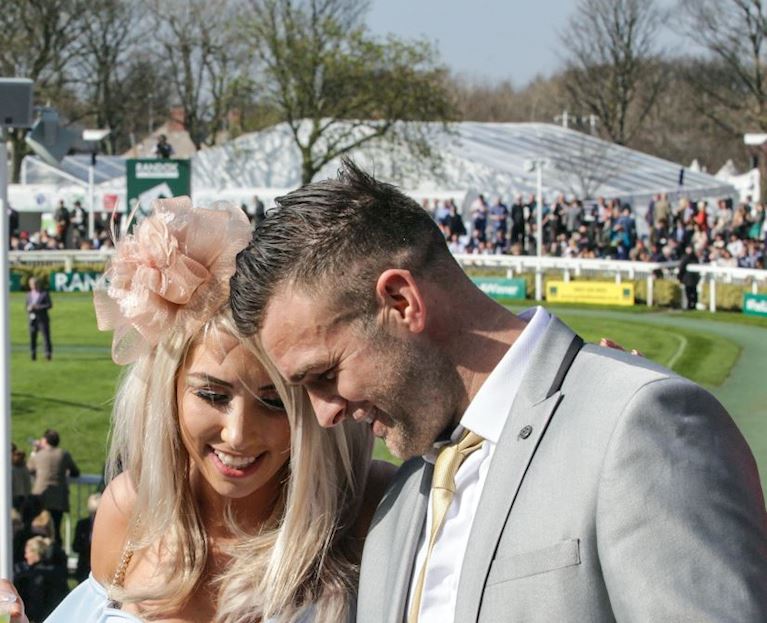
[88,152,96,240]
[0,125,13,578]
[535,162,544,301]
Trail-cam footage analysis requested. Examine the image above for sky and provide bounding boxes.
[368,0,682,88]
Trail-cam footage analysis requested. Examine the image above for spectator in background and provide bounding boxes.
[679,245,700,310]
[27,429,80,546]
[52,200,70,246]
[446,199,466,239]
[11,444,31,512]
[70,200,87,243]
[154,134,174,159]
[564,198,584,235]
[470,194,488,241]
[8,204,19,238]
[14,535,69,622]
[26,278,53,362]
[510,194,526,245]
[72,493,100,584]
[488,195,509,243]
[253,194,266,226]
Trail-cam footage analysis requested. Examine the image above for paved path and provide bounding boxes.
[554,308,767,498]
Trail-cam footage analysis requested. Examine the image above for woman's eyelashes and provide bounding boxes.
[194,388,231,406]
[193,385,285,412]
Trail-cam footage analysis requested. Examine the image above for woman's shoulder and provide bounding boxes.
[91,472,137,586]
[353,460,398,538]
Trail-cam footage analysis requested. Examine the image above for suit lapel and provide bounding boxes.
[385,461,432,623]
[454,316,579,622]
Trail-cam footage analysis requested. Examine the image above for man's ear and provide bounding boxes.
[375,269,426,333]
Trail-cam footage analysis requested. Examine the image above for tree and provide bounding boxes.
[147,0,248,150]
[244,0,456,184]
[0,0,86,181]
[69,0,146,154]
[678,0,767,198]
[559,0,666,145]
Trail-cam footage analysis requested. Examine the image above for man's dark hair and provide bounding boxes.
[43,429,60,447]
[231,159,454,336]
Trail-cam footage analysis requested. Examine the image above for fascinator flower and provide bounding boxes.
[94,197,252,364]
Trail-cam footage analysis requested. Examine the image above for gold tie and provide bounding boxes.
[408,430,484,623]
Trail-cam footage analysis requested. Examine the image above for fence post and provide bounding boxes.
[647,274,654,307]
[709,273,716,313]
[535,267,543,301]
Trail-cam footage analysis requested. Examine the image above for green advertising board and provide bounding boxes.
[743,293,767,317]
[49,272,102,293]
[472,277,527,301]
[126,159,192,215]
[9,272,21,292]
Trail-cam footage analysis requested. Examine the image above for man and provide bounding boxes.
[53,200,70,246]
[26,278,53,361]
[154,134,174,159]
[230,161,767,622]
[27,429,80,545]
[678,245,700,310]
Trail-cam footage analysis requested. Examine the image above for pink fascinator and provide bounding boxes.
[93,197,252,365]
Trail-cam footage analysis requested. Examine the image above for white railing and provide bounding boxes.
[454,254,680,306]
[688,264,767,312]
[9,250,114,272]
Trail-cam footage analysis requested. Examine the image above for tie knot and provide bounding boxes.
[432,429,484,491]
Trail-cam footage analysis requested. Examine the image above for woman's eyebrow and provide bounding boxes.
[186,372,234,388]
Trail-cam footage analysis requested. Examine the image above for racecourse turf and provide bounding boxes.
[9,293,767,501]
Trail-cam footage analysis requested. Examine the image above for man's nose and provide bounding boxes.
[308,392,347,428]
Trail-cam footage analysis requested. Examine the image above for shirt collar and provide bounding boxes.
[423,306,551,462]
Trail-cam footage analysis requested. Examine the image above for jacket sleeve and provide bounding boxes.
[66,452,80,478]
[597,377,767,622]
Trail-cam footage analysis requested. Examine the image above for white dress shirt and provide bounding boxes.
[406,306,551,623]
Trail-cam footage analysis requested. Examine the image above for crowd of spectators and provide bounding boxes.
[9,431,91,621]
[425,192,767,270]
[9,192,767,272]
[7,200,117,252]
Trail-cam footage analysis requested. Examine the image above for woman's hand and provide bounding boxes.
[0,579,27,623]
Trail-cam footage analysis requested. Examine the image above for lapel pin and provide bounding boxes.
[518,425,533,440]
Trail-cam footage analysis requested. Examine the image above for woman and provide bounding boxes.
[3,198,389,623]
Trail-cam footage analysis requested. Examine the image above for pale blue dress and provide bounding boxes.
[43,574,318,622]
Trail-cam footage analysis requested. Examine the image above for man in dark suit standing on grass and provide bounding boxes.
[26,277,53,361]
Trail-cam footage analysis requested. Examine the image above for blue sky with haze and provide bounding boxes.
[368,0,683,87]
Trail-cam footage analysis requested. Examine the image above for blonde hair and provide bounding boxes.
[25,535,52,561]
[107,309,372,622]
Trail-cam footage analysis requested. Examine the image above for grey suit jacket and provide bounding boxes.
[358,315,767,622]
[28,447,80,512]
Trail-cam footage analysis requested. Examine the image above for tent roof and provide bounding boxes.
[22,154,125,186]
[192,121,736,204]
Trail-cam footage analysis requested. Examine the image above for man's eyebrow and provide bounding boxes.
[186,372,234,388]
[287,361,328,384]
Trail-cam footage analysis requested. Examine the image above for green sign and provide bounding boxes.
[472,277,527,301]
[743,293,767,317]
[9,272,21,292]
[49,272,102,293]
[126,159,192,216]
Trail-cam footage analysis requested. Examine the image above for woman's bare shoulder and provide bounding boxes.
[91,471,137,585]
[354,460,398,538]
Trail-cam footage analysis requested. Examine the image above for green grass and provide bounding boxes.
[11,292,119,474]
